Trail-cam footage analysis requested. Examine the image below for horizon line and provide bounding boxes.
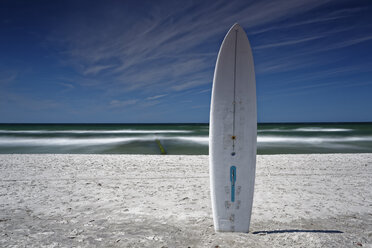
[0,121,372,125]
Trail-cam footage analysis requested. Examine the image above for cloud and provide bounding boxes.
[109,99,138,108]
[146,94,167,100]
[253,24,366,74]
[281,64,372,86]
[250,7,363,35]
[259,62,372,99]
[191,105,208,109]
[0,71,17,85]
[50,0,338,96]
[171,79,209,92]
[324,35,372,50]
[83,64,115,75]
[59,82,75,89]
[141,100,161,108]
[255,36,323,50]
[262,80,372,100]
[195,89,211,94]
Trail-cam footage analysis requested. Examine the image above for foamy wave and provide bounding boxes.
[0,137,145,146]
[258,129,284,132]
[294,128,352,132]
[259,127,352,132]
[0,129,192,134]
[1,135,370,147]
[258,136,372,144]
[0,135,209,146]
[173,136,209,145]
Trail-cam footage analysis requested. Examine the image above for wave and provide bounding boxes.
[1,134,371,147]
[259,127,352,132]
[0,137,140,146]
[173,136,209,145]
[0,135,209,146]
[0,129,192,134]
[258,136,372,144]
[294,128,353,132]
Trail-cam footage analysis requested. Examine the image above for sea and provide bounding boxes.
[0,123,371,155]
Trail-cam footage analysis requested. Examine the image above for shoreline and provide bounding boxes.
[1,154,371,247]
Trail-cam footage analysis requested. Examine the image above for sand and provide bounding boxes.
[0,154,371,247]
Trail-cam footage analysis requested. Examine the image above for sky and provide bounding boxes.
[0,0,371,123]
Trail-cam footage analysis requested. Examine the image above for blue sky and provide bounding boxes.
[0,0,371,123]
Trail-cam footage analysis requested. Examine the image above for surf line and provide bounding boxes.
[232,28,238,152]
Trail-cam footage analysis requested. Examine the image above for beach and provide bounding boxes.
[0,154,371,247]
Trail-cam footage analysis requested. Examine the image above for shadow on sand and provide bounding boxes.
[253,229,343,235]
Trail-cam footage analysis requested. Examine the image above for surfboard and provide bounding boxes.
[209,23,257,232]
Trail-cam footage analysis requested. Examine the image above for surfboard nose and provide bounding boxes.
[232,23,241,29]
[226,23,244,38]
[231,23,242,31]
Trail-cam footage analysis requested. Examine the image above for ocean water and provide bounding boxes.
[0,123,371,154]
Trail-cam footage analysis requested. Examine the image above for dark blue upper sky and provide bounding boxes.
[1,0,371,123]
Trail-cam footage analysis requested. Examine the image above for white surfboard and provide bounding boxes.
[209,23,257,232]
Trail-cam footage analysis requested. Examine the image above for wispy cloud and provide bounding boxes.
[50,0,339,97]
[109,99,138,108]
[41,0,372,123]
[195,88,211,94]
[261,80,372,100]
[171,79,210,92]
[253,24,368,74]
[146,94,167,100]
[0,71,17,85]
[1,0,371,123]
[255,36,323,50]
[258,62,372,100]
[323,35,372,50]
[289,65,372,90]
[83,64,115,75]
[59,82,75,89]
[250,7,363,35]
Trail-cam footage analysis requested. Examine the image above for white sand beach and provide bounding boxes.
[0,154,371,247]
